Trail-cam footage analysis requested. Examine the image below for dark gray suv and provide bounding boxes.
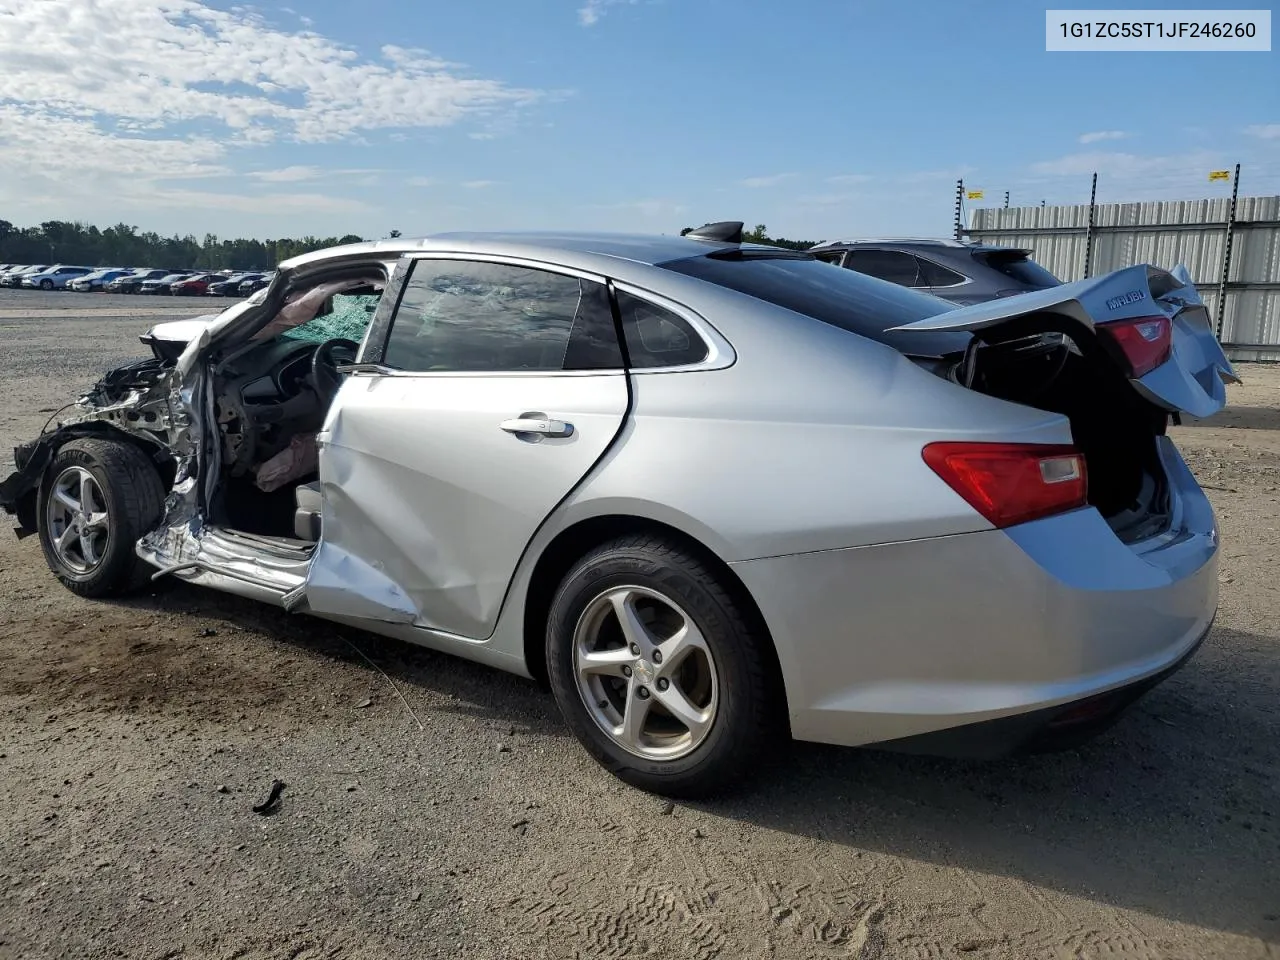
[807,238,1061,305]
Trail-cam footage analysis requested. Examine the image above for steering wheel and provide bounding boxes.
[309,338,361,403]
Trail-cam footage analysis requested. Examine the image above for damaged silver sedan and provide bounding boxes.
[0,227,1235,796]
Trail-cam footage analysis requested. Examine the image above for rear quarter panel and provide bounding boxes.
[482,275,1075,672]
[561,288,1073,560]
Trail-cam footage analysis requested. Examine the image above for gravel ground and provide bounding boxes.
[0,288,1277,960]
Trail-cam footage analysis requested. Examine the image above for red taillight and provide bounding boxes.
[1099,315,1171,378]
[923,442,1088,529]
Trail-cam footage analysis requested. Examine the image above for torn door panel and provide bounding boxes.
[307,427,490,632]
[297,545,418,624]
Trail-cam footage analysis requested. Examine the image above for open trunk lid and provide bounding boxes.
[890,263,1238,418]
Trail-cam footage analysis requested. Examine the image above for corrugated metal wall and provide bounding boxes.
[968,196,1280,361]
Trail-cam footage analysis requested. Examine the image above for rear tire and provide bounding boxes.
[36,439,166,598]
[546,535,782,798]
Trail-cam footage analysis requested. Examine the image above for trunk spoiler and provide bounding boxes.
[890,263,1238,419]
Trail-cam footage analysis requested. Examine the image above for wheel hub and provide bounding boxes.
[46,466,110,575]
[572,585,719,761]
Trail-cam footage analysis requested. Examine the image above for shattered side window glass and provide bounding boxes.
[383,260,592,372]
[280,293,381,344]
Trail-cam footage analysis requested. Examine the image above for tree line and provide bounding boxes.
[0,216,821,273]
[0,219,366,272]
[680,223,818,250]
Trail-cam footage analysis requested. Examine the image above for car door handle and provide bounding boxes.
[500,416,574,438]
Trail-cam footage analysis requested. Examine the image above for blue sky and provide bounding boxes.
[0,0,1276,241]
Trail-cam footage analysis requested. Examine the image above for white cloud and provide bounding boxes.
[578,0,640,26]
[593,198,687,218]
[0,104,229,180]
[0,1,544,235]
[739,173,795,188]
[1017,149,1249,203]
[1078,130,1129,144]
[462,180,500,189]
[1245,123,1280,139]
[899,166,976,183]
[826,174,873,185]
[407,176,436,187]
[138,188,372,216]
[248,166,322,183]
[797,192,866,206]
[0,0,541,175]
[1029,150,1218,179]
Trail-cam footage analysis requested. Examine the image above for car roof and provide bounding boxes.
[279,231,763,274]
[810,237,1029,256]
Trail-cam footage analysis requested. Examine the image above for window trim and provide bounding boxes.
[360,252,630,379]
[914,254,971,290]
[610,280,735,374]
[840,247,928,288]
[358,252,733,378]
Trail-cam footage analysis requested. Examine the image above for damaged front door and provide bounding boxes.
[301,255,629,638]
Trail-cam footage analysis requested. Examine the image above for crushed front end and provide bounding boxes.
[0,345,201,540]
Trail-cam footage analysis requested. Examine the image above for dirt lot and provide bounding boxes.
[0,288,1276,960]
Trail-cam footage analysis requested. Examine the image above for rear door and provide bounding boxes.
[303,254,630,637]
[890,263,1237,417]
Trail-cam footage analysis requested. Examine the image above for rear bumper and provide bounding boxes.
[872,617,1210,758]
[732,440,1218,751]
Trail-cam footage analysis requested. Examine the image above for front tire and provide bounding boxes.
[546,535,782,798]
[40,279,53,290]
[37,439,166,598]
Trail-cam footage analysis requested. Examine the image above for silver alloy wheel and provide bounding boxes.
[46,466,111,574]
[572,585,719,761]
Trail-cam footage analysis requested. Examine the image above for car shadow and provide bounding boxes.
[103,586,1279,941]
[104,578,568,738]
[692,626,1280,943]
[1181,404,1280,431]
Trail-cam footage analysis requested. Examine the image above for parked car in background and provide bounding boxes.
[108,269,170,294]
[207,273,264,296]
[238,272,273,296]
[21,265,93,290]
[140,273,191,295]
[1,265,49,288]
[808,239,1061,306]
[69,269,131,292]
[170,273,222,296]
[0,226,1232,796]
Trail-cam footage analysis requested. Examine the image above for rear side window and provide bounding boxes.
[843,250,924,287]
[978,251,1060,288]
[615,290,708,368]
[917,257,967,287]
[383,259,622,372]
[660,255,948,346]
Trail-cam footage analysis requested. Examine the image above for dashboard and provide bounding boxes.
[214,338,326,473]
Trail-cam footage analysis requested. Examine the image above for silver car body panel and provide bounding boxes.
[731,436,1217,745]
[303,370,629,636]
